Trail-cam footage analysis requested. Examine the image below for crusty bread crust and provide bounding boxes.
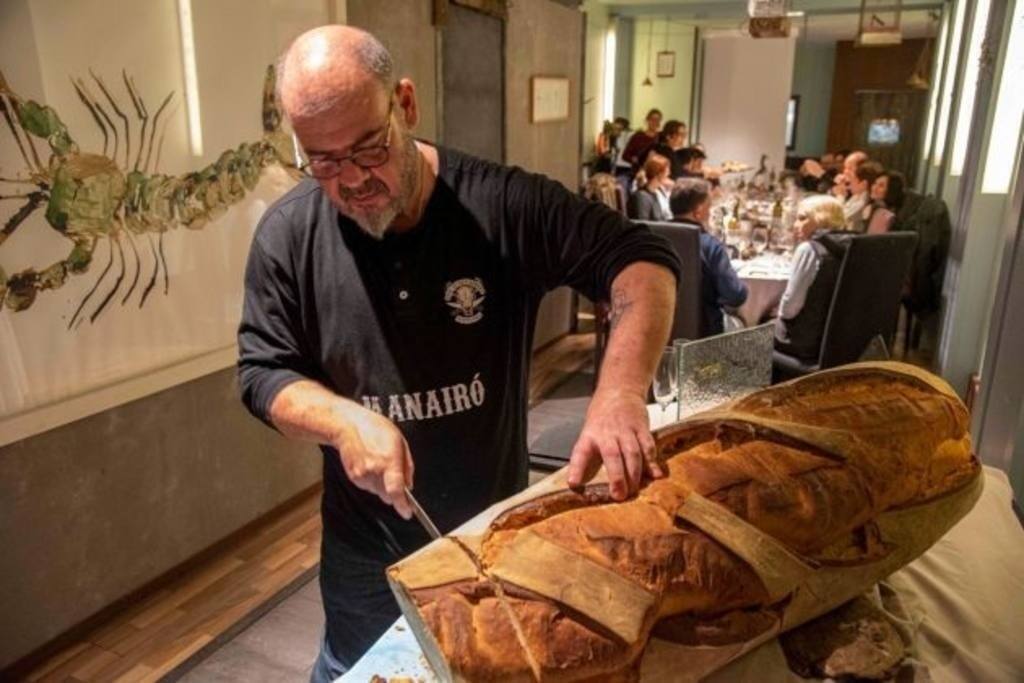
[394,363,980,682]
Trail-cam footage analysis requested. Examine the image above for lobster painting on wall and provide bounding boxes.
[0,65,298,328]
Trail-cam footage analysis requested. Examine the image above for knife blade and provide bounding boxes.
[404,486,442,540]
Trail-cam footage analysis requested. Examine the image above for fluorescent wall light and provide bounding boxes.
[177,0,203,156]
[922,10,950,159]
[603,24,616,123]
[934,0,967,167]
[950,0,992,176]
[982,5,1024,194]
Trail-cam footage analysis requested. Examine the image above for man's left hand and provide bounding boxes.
[566,388,664,500]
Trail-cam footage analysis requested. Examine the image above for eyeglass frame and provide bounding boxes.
[298,99,395,180]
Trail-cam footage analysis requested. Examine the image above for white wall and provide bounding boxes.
[630,18,695,129]
[699,33,796,169]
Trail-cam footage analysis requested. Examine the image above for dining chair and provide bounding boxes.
[773,232,918,381]
[593,220,702,383]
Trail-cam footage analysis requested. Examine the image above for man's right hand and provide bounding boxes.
[267,380,416,520]
[832,173,848,198]
[331,406,415,520]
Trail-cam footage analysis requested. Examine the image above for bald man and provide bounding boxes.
[237,26,680,679]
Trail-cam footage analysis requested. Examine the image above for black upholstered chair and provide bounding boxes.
[594,220,702,376]
[536,221,702,471]
[640,221,703,342]
[773,232,918,382]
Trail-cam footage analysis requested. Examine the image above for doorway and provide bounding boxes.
[853,89,928,185]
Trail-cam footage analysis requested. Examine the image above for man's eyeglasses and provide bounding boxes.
[299,101,394,180]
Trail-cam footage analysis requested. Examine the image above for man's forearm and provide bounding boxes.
[268,379,365,446]
[268,379,415,517]
[599,262,677,398]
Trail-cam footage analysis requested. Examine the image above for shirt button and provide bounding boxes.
[398,290,409,300]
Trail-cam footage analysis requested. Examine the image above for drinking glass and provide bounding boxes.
[724,223,741,258]
[752,227,769,255]
[653,346,678,418]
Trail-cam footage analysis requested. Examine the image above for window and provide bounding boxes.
[785,95,799,151]
[982,5,1024,194]
[933,0,968,167]
[950,0,992,176]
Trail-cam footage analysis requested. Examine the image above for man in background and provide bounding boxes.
[670,178,747,336]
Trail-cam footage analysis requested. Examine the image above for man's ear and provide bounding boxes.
[395,78,419,129]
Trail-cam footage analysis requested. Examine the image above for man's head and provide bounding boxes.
[660,120,687,150]
[670,178,711,224]
[851,160,883,196]
[843,150,868,179]
[677,146,706,175]
[278,25,421,238]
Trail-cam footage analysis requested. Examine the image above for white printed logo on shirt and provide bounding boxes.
[444,277,486,325]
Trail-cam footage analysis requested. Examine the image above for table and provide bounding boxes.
[731,252,792,327]
[339,465,1024,682]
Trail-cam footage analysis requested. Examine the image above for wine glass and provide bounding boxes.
[768,223,783,252]
[653,346,678,420]
[752,227,769,256]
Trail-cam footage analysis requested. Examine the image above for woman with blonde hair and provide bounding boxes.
[627,153,672,221]
[583,172,622,213]
[774,195,853,362]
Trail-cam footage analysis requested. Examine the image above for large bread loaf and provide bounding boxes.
[387,362,982,682]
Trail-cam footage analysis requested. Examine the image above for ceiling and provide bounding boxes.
[597,0,946,17]
[595,1,943,43]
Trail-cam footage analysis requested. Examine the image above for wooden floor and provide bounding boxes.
[17,490,322,683]
[528,333,596,407]
[13,333,596,683]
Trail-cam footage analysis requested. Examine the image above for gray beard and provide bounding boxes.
[350,134,420,240]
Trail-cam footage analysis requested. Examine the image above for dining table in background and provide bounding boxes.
[731,251,793,327]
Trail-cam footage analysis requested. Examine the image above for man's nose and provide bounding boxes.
[334,162,373,188]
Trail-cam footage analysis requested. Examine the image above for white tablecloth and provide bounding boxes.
[732,253,792,327]
[338,466,1023,682]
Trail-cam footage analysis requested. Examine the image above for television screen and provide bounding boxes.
[868,118,901,145]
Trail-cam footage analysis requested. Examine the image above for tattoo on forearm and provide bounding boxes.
[608,288,634,330]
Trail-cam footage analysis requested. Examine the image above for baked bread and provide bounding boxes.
[388,362,982,682]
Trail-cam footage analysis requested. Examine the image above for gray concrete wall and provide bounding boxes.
[347,0,438,142]
[0,368,319,669]
[506,0,583,190]
[440,4,505,162]
[507,0,585,347]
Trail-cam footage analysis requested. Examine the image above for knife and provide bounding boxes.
[404,486,442,540]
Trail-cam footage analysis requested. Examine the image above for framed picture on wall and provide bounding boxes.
[656,51,676,78]
[531,76,570,123]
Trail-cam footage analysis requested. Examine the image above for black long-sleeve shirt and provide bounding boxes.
[237,146,681,563]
